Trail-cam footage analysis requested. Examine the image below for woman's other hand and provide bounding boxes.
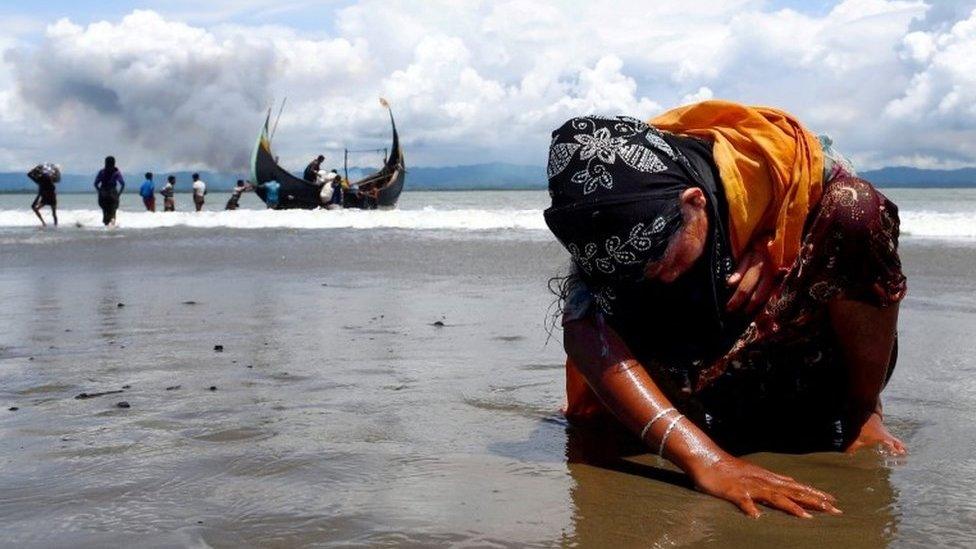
[726,240,778,314]
[691,455,842,518]
[844,412,908,455]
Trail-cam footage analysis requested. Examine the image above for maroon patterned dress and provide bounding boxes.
[563,173,907,453]
[689,176,907,452]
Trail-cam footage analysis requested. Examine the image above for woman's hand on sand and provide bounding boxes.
[726,241,777,314]
[691,455,842,518]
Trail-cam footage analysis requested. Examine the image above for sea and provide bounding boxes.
[1,188,975,239]
[1,189,975,547]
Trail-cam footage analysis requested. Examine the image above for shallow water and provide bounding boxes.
[0,226,974,547]
[2,188,976,239]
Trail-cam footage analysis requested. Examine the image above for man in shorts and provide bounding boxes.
[191,173,207,212]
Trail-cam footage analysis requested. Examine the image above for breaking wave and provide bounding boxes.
[0,207,974,240]
[0,207,549,232]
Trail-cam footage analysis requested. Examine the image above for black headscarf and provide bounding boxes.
[545,115,742,365]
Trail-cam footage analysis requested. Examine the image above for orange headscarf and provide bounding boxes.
[651,100,824,271]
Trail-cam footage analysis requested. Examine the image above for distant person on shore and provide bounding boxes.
[259,180,280,209]
[304,155,325,182]
[28,163,60,227]
[93,156,125,226]
[225,179,247,210]
[140,172,156,212]
[191,173,207,212]
[160,175,176,211]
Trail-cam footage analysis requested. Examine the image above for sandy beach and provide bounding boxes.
[1,210,974,547]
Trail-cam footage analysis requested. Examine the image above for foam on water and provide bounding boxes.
[1,206,975,240]
[0,207,548,232]
[899,210,976,239]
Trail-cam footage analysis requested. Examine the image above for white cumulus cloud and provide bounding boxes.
[1,0,975,174]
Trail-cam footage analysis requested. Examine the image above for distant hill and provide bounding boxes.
[859,167,976,187]
[2,163,974,193]
[406,163,544,190]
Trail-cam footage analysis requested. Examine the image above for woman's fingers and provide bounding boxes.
[763,493,813,518]
[785,488,843,514]
[726,262,763,311]
[746,268,775,314]
[777,479,837,505]
[735,495,762,518]
[726,251,755,287]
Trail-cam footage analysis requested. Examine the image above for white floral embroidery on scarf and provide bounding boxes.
[547,142,581,179]
[567,216,673,278]
[556,116,668,195]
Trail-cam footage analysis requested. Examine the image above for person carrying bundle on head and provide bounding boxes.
[28,162,61,227]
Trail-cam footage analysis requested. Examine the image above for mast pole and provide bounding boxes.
[344,149,349,182]
[271,97,287,141]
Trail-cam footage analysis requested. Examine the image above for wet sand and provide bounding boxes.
[1,228,974,547]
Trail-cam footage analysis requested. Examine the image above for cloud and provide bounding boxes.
[2,1,976,173]
[4,10,369,172]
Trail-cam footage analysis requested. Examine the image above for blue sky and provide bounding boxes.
[2,1,838,33]
[1,1,976,172]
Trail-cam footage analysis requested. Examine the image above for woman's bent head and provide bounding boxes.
[544,115,710,289]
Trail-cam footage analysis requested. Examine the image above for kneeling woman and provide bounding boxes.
[545,102,906,518]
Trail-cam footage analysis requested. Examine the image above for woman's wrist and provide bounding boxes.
[656,418,730,479]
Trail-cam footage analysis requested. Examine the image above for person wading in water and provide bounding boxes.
[545,102,906,519]
[140,172,156,212]
[93,156,125,226]
[225,179,247,210]
[28,163,60,227]
[191,173,207,212]
[160,175,176,211]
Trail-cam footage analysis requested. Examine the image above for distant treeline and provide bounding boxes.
[1,163,974,193]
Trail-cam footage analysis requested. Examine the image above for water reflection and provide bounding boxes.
[562,422,899,547]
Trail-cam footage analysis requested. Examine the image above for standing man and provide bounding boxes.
[191,173,207,212]
[94,156,125,226]
[28,163,60,227]
[140,172,156,212]
[160,175,176,211]
[304,155,325,182]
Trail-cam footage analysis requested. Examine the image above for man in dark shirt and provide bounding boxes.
[28,163,60,227]
[303,155,325,182]
[93,156,125,226]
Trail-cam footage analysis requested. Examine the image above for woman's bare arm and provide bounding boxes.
[564,312,842,518]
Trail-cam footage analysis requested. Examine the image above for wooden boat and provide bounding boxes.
[250,99,405,209]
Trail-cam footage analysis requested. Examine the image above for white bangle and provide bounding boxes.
[639,407,676,442]
[658,415,685,457]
